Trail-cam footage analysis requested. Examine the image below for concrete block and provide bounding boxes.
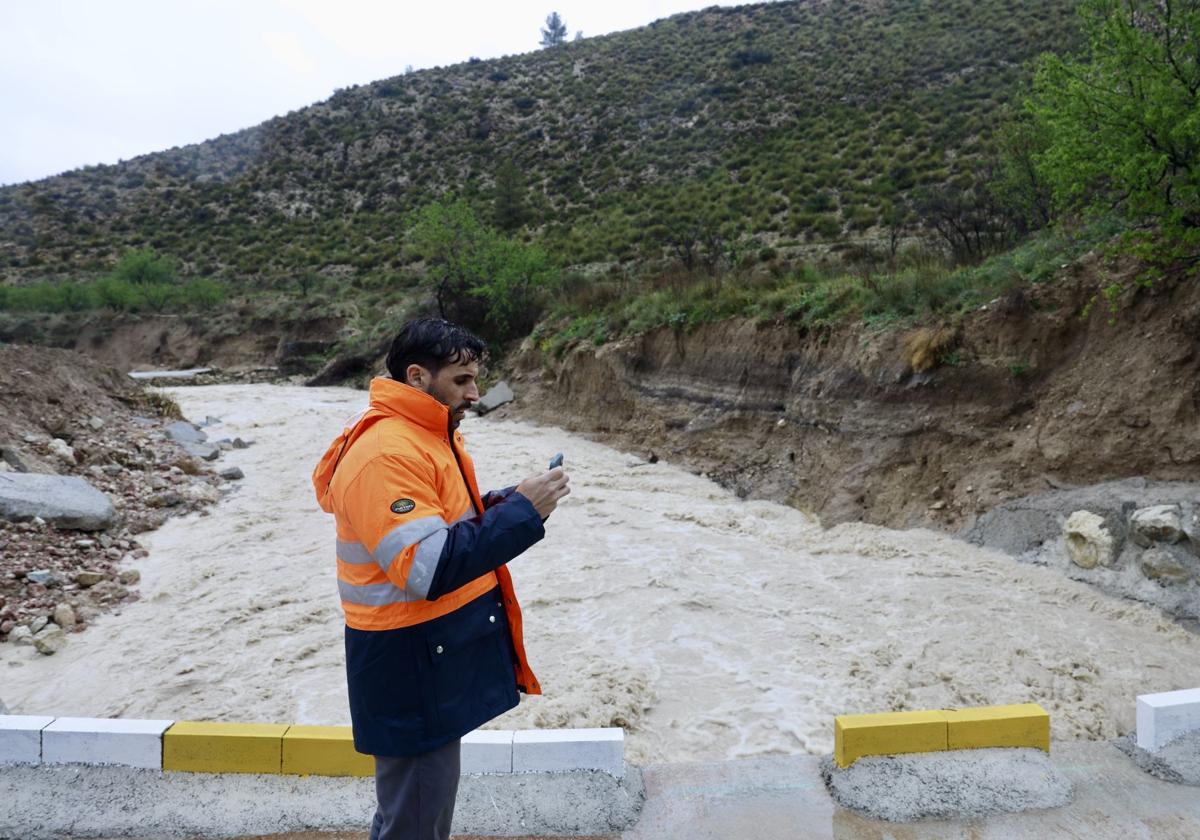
[42,717,173,769]
[834,711,947,768]
[1137,687,1200,752]
[944,703,1050,751]
[462,729,513,774]
[164,721,288,774]
[0,715,55,764]
[513,728,623,777]
[281,725,373,777]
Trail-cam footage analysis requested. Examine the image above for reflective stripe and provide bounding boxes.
[406,529,449,599]
[336,539,374,566]
[373,516,446,571]
[338,579,411,606]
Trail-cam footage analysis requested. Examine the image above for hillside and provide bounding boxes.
[0,0,1082,284]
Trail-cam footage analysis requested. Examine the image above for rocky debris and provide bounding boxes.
[963,478,1200,620]
[232,437,250,449]
[1,345,229,650]
[474,381,515,415]
[0,473,116,530]
[1115,732,1200,786]
[219,466,245,481]
[821,748,1073,822]
[33,626,67,655]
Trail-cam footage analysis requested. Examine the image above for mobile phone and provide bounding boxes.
[548,453,564,470]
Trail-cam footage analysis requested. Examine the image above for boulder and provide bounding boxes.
[47,438,76,464]
[164,421,207,444]
[232,437,250,449]
[219,466,245,480]
[1140,546,1197,584]
[9,625,33,645]
[181,441,221,461]
[33,627,67,655]
[26,569,55,585]
[75,570,106,587]
[475,381,515,415]
[118,569,141,585]
[0,473,116,530]
[1064,510,1116,569]
[52,603,77,630]
[1130,504,1186,547]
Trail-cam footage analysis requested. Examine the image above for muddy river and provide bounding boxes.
[3,384,1198,763]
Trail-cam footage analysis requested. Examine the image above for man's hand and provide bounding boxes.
[516,467,571,519]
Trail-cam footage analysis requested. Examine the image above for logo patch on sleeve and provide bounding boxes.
[390,498,416,514]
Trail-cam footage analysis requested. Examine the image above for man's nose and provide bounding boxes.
[466,383,480,403]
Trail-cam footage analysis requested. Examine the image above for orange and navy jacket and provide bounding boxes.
[313,376,543,756]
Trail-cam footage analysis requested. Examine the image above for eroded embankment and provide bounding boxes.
[506,265,1200,531]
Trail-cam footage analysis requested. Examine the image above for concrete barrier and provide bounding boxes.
[834,704,1050,768]
[42,717,172,770]
[1137,687,1200,752]
[0,715,54,765]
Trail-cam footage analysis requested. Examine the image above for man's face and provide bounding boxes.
[409,358,481,429]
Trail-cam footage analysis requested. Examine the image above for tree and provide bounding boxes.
[492,159,528,233]
[540,12,567,48]
[990,111,1053,234]
[1028,0,1200,247]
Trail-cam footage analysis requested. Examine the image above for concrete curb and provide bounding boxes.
[0,715,625,778]
[1136,687,1200,752]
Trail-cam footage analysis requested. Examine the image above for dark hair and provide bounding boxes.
[386,318,487,382]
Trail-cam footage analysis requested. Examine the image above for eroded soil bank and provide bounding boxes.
[506,264,1200,532]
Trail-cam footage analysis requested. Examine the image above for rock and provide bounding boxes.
[219,466,245,480]
[74,539,96,549]
[29,616,48,634]
[182,482,221,504]
[26,569,55,585]
[101,463,123,476]
[118,569,141,586]
[75,570,106,587]
[147,490,184,508]
[91,581,129,603]
[47,438,76,464]
[34,627,67,655]
[88,416,105,430]
[0,473,117,530]
[0,620,13,635]
[1130,504,1185,547]
[164,421,207,444]
[474,381,514,415]
[202,415,221,427]
[181,441,221,461]
[232,437,250,449]
[52,603,76,630]
[1064,510,1115,569]
[9,625,33,645]
[1,446,32,473]
[1140,546,1196,583]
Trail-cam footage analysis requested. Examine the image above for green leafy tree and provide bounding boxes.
[991,111,1053,234]
[492,159,528,233]
[408,199,494,322]
[1029,0,1200,249]
[111,248,177,284]
[540,12,567,48]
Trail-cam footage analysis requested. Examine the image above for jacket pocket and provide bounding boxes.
[424,599,517,736]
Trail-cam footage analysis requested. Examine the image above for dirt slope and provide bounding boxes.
[506,259,1200,531]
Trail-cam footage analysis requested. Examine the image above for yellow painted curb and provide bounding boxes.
[945,703,1050,751]
[164,722,289,774]
[834,704,1051,768]
[282,725,374,777]
[835,710,947,768]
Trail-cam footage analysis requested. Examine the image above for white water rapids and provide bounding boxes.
[3,384,1198,764]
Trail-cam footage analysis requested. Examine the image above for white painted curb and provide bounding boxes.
[42,717,174,769]
[463,729,514,774]
[1137,687,1200,752]
[514,727,625,777]
[0,715,54,764]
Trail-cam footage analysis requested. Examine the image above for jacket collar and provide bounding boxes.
[369,376,450,437]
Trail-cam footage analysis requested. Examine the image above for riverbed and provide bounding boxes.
[2,384,1197,764]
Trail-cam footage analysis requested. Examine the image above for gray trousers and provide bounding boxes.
[368,738,461,840]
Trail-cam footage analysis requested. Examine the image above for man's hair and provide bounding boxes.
[386,318,487,382]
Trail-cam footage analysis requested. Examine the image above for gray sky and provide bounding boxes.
[1,0,740,186]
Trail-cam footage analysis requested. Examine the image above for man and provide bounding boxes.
[312,318,569,840]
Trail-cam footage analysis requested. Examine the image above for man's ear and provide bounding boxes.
[406,363,428,387]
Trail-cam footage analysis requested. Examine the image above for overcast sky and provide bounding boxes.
[1,0,743,187]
